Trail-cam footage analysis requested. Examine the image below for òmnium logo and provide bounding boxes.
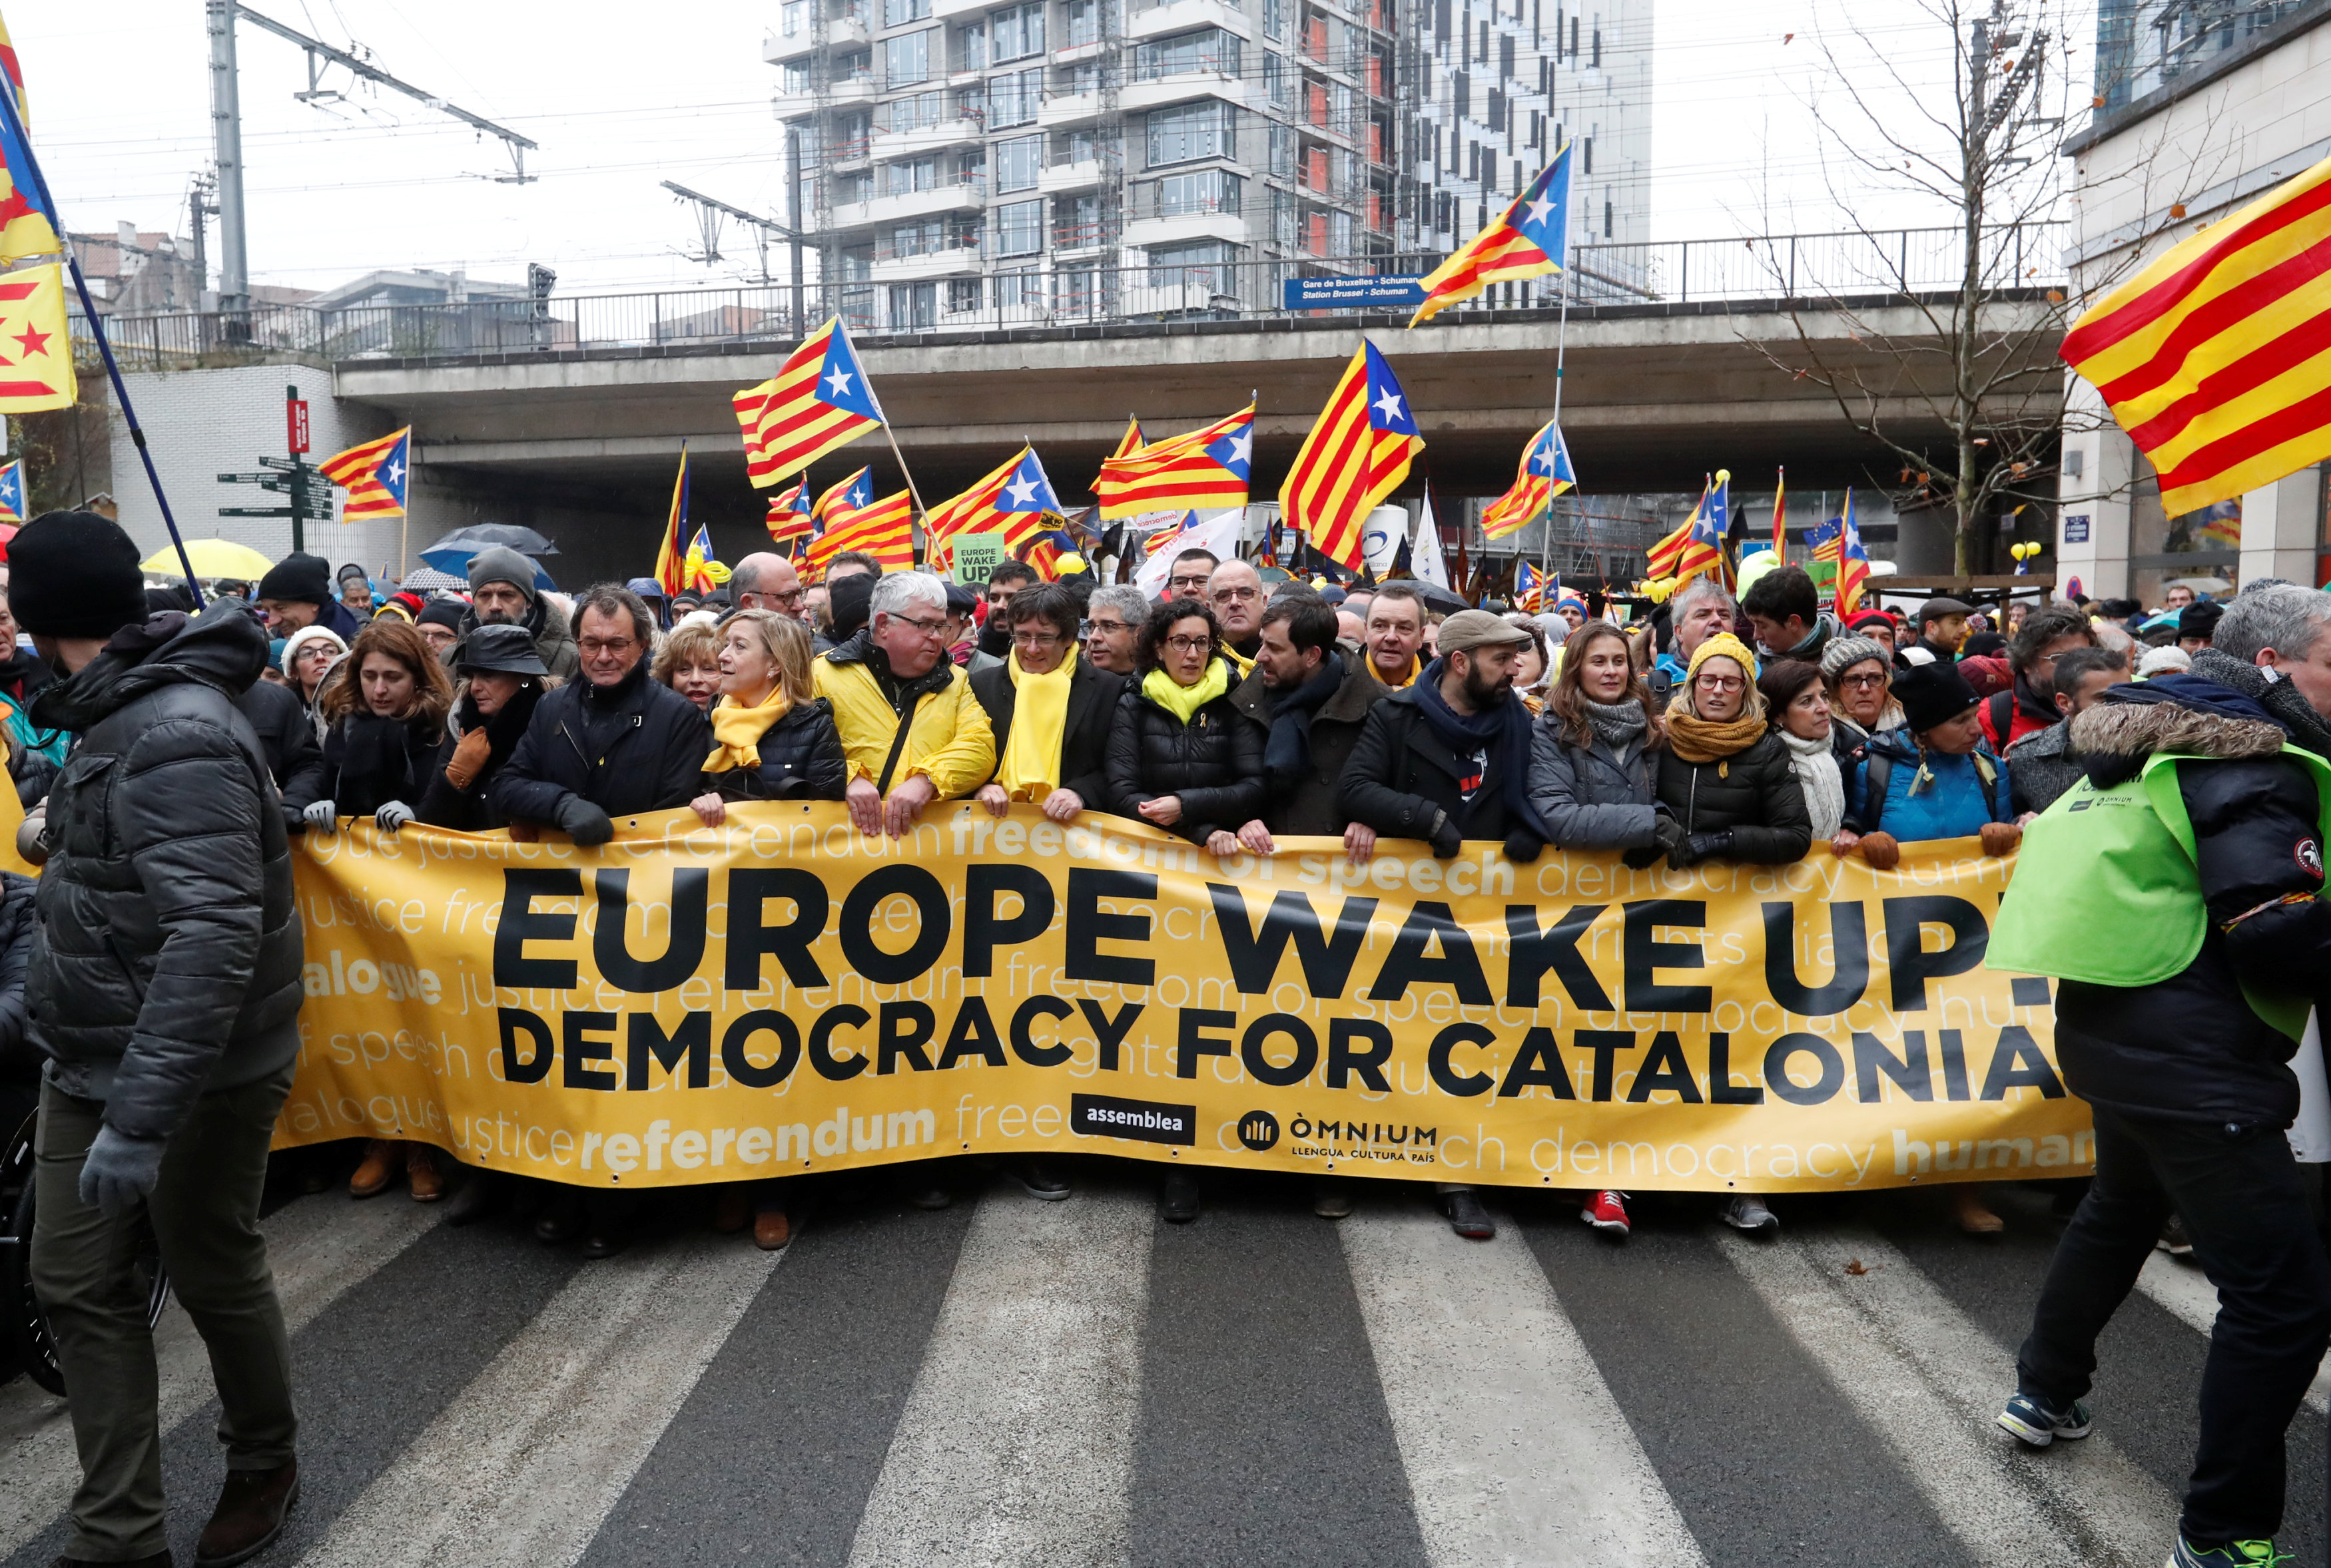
[1236,1110,1279,1151]
[1070,1093,1197,1147]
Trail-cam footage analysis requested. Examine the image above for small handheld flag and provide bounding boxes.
[0,457,25,523]
[653,446,692,595]
[1094,404,1254,518]
[680,524,732,593]
[809,490,914,576]
[1411,140,1570,327]
[815,467,874,525]
[1835,488,1873,619]
[733,318,885,490]
[1279,341,1423,571]
[1481,418,1576,539]
[765,480,815,547]
[318,427,411,521]
[1514,560,1545,613]
[1671,469,1730,591]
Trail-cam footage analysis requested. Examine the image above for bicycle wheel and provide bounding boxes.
[2,1112,171,1398]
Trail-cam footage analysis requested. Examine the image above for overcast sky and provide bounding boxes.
[15,0,2093,298]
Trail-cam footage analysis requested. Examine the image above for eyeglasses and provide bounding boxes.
[1213,586,1259,603]
[890,613,949,639]
[1165,634,1215,654]
[1839,670,1889,690]
[1694,674,1746,692]
[1168,574,1211,591]
[765,587,805,607]
[1085,618,1132,636]
[579,637,639,655]
[1011,630,1064,649]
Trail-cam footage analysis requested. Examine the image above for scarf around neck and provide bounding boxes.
[1143,656,1232,725]
[1264,652,1344,788]
[999,645,1078,798]
[703,682,793,774]
[1780,726,1845,837]
[1581,696,1648,752]
[1413,660,1548,837]
[1664,696,1768,768]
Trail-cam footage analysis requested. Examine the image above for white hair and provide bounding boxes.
[1671,574,1736,619]
[869,571,947,621]
[2214,583,2331,664]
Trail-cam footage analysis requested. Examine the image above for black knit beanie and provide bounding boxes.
[1894,659,1982,736]
[257,551,333,606]
[11,509,149,639]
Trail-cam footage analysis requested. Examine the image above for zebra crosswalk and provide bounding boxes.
[2,1168,2324,1568]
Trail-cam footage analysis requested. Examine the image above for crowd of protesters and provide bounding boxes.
[5,503,2329,1568]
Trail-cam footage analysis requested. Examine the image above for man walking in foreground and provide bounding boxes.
[20,511,308,1567]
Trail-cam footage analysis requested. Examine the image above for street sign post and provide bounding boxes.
[220,409,330,551]
[286,386,310,455]
[220,506,296,518]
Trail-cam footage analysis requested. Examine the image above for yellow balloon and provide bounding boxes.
[1056,552,1088,575]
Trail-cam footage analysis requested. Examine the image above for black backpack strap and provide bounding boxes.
[1988,689,2013,750]
[875,696,924,796]
[1858,750,1892,831]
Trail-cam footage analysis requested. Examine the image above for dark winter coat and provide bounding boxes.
[25,607,304,1140]
[489,659,713,826]
[234,678,328,817]
[971,658,1126,810]
[1104,662,1268,843]
[1525,712,1661,850]
[2005,717,2087,817]
[417,682,546,832]
[1227,657,1385,836]
[0,871,36,1086]
[1652,730,1813,862]
[2050,690,2331,1129]
[1339,684,1545,851]
[320,710,444,818]
[703,698,850,803]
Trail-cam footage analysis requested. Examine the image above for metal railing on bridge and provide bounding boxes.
[85,222,2063,369]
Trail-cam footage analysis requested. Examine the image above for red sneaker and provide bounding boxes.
[1580,1190,1630,1237]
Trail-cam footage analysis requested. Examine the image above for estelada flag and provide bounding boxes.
[2062,148,2331,515]
[732,318,884,489]
[1834,488,1873,619]
[1513,560,1545,613]
[1673,470,1730,591]
[1279,341,1423,571]
[653,446,691,596]
[1092,404,1253,518]
[765,481,814,545]
[808,491,913,576]
[1410,139,1570,328]
[924,447,1032,549]
[318,427,412,521]
[1480,418,1575,540]
[0,262,71,411]
[0,457,25,523]
[815,467,873,525]
[0,18,59,266]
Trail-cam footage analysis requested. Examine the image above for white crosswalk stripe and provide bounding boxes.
[2135,1248,2331,1416]
[1341,1196,1708,1568]
[0,1193,438,1559]
[1717,1226,2179,1568]
[844,1181,1152,1568]
[292,1228,777,1568]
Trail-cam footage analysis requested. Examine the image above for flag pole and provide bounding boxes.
[1538,145,1572,595]
[0,79,202,605]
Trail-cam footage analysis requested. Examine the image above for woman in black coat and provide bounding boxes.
[687,609,848,828]
[418,623,554,832]
[1104,600,1267,853]
[1652,632,1812,867]
[306,618,453,836]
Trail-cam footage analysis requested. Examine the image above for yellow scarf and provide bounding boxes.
[998,645,1078,799]
[1142,656,1231,725]
[703,683,793,773]
[1377,653,1420,688]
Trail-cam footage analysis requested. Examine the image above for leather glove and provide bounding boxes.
[1622,815,1688,870]
[442,726,493,791]
[302,798,338,834]
[1428,811,1462,860]
[1668,828,1735,870]
[555,794,614,846]
[79,1125,166,1218]
[1857,830,1901,871]
[1979,820,2023,858]
[375,800,415,834]
[1501,829,1544,864]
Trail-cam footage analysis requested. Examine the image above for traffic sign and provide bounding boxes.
[218,472,271,483]
[286,393,310,455]
[220,505,296,517]
[258,455,300,473]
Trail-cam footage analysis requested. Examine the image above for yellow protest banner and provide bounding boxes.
[276,803,2089,1194]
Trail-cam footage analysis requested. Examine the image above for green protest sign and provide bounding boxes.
[952,531,1008,585]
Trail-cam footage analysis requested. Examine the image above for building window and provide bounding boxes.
[996,134,1045,192]
[836,170,874,204]
[887,91,946,132]
[889,281,936,330]
[1056,192,1101,246]
[1265,0,1286,38]
[1157,168,1242,216]
[1602,195,1612,236]
[1148,101,1235,166]
[992,1,1045,61]
[883,156,938,194]
[959,21,986,69]
[1066,0,1100,47]
[989,68,1043,126]
[1269,123,1294,175]
[996,268,1042,310]
[1150,239,1234,290]
[1056,267,1098,316]
[1058,127,1099,163]
[781,0,810,37]
[947,277,983,314]
[883,0,930,25]
[884,29,933,85]
[783,62,813,94]
[1265,51,1293,107]
[1138,29,1241,81]
[995,198,1045,256]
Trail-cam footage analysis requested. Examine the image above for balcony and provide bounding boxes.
[834,179,990,228]
[829,74,880,106]
[1039,156,1102,193]
[1121,69,1247,113]
[1123,211,1251,248]
[871,242,986,281]
[871,115,986,156]
[763,14,870,61]
[1052,220,1110,254]
[1128,0,1253,41]
[1038,90,1100,125]
[933,0,988,19]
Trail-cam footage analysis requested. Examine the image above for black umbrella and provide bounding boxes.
[420,523,561,563]
[1413,581,1473,617]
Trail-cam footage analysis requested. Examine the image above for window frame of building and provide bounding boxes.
[992,1,1046,61]
[1136,28,1241,81]
[884,27,934,86]
[947,277,984,315]
[994,197,1046,256]
[1147,100,1235,167]
[1156,167,1243,217]
[988,67,1044,127]
[882,154,939,195]
[959,20,987,69]
[883,0,931,27]
[1148,238,1235,290]
[1066,0,1100,47]
[995,133,1046,192]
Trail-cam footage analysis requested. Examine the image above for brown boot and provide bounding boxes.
[1953,1186,2005,1234]
[711,1184,750,1233]
[753,1206,791,1250]
[405,1144,444,1202]
[348,1140,399,1198]
[194,1459,299,1567]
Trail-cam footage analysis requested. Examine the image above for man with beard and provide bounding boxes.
[1225,595,1384,858]
[1979,605,2097,754]
[967,560,1036,674]
[448,545,579,682]
[1337,609,1548,1242]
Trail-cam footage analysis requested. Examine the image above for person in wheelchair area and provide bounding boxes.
[15,512,307,1568]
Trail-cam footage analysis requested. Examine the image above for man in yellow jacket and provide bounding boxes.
[815,571,997,838]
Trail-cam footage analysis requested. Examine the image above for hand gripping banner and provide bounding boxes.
[276,804,2091,1194]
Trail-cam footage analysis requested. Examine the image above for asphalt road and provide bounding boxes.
[3,1165,2324,1567]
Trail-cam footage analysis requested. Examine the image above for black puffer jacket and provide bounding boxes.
[235,677,328,817]
[1105,662,1267,843]
[27,608,304,1140]
[489,659,713,826]
[1653,730,1813,862]
[418,682,545,831]
[705,698,850,802]
[320,710,444,818]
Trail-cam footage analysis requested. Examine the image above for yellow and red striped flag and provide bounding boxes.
[1092,404,1253,518]
[765,480,814,547]
[1644,507,1694,579]
[317,427,411,520]
[652,446,692,595]
[1278,342,1423,570]
[732,317,884,490]
[2062,150,2331,516]
[1409,140,1570,328]
[0,15,59,265]
[1771,467,1786,555]
[1479,419,1575,540]
[815,467,873,525]
[807,490,914,577]
[1110,415,1145,461]
[0,262,71,411]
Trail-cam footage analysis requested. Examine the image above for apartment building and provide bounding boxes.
[763,0,1650,330]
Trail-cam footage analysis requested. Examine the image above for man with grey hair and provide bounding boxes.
[1084,583,1148,676]
[730,552,809,621]
[815,571,996,840]
[2184,583,2331,757]
[1652,575,1737,703]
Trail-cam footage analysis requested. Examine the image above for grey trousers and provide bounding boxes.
[32,1063,298,1561]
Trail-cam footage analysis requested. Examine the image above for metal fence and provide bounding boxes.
[85,222,2063,369]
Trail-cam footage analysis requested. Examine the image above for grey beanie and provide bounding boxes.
[1819,635,1889,682]
[467,545,539,602]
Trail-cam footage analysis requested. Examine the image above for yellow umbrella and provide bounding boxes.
[141,539,279,580]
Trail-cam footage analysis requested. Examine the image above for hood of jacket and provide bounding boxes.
[2069,688,2288,767]
[31,604,269,734]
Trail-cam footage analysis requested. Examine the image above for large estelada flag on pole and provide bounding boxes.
[733,318,884,489]
[1479,418,1576,539]
[318,427,412,520]
[1672,470,1730,590]
[0,17,58,266]
[1279,341,1423,570]
[653,446,692,595]
[1409,139,1571,328]
[2062,150,2331,516]
[1092,404,1254,517]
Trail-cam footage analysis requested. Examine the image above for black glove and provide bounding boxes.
[1621,815,1685,870]
[282,803,309,834]
[1428,811,1462,860]
[1668,828,1735,870]
[555,794,614,846]
[1501,828,1544,864]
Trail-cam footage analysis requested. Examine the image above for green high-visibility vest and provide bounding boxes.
[1989,745,2331,1043]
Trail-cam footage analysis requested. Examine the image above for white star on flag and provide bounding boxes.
[1227,430,1253,463]
[1006,473,1041,507]
[1524,192,1556,228]
[383,459,404,485]
[1372,386,1406,425]
[825,367,855,397]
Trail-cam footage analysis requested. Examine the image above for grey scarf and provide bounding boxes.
[2189,647,2331,756]
[1582,697,1648,752]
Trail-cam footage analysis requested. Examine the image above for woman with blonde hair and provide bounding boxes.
[652,619,725,714]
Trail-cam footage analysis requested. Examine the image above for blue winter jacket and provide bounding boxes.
[1847,730,2013,840]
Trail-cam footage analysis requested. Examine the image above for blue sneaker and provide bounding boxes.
[2168,1539,2294,1567]
[1997,1391,2093,1447]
